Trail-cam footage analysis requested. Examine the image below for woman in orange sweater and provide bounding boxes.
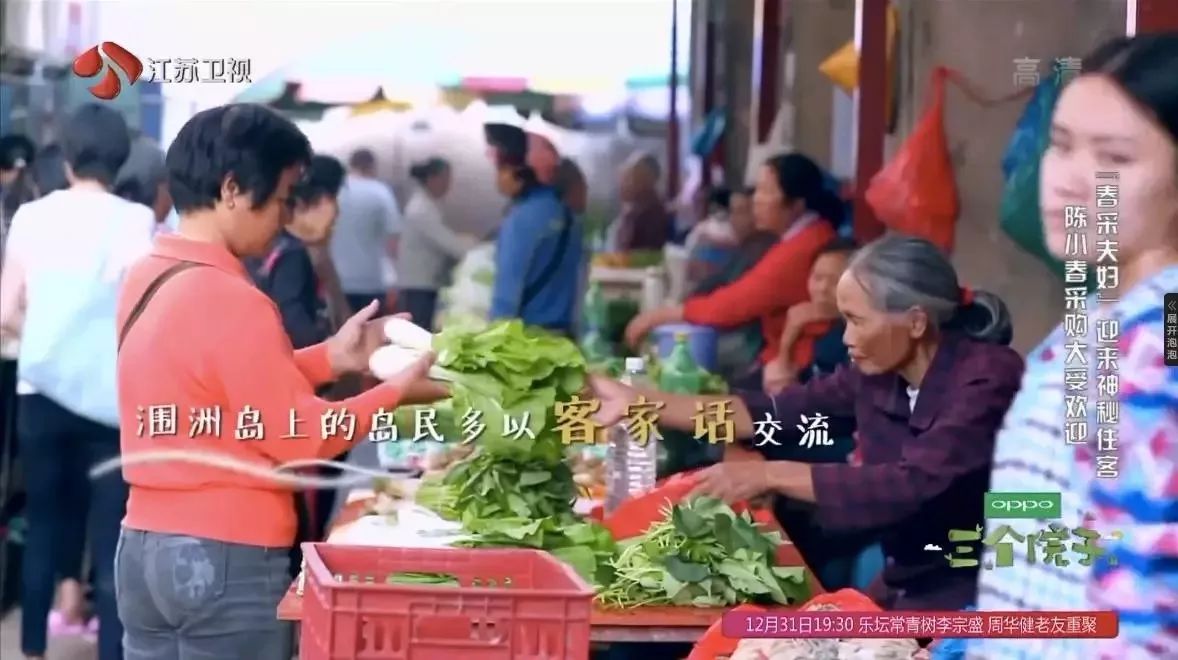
[624,153,842,384]
[113,105,447,660]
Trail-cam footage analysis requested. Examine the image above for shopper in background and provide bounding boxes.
[484,123,584,335]
[290,155,353,341]
[0,134,37,231]
[114,135,173,230]
[0,133,38,491]
[526,130,561,186]
[246,154,347,349]
[0,132,38,643]
[968,33,1178,660]
[20,139,103,645]
[0,104,154,660]
[552,158,592,336]
[113,104,446,660]
[330,147,402,314]
[395,157,480,331]
[613,151,672,252]
[552,157,588,216]
[31,144,69,198]
[0,134,35,189]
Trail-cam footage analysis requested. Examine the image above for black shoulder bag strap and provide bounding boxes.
[117,261,205,353]
[520,207,574,309]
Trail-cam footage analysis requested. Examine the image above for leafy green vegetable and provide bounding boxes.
[414,473,459,520]
[441,450,577,522]
[596,497,810,609]
[432,320,587,463]
[455,515,617,587]
[405,321,615,583]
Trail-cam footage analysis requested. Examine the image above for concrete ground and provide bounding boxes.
[0,609,97,660]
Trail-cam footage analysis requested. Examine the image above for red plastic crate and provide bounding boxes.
[300,544,594,660]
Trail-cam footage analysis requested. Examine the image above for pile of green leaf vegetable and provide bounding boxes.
[407,320,618,585]
[597,497,808,608]
[407,320,807,607]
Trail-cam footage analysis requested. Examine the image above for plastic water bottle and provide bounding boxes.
[605,357,659,514]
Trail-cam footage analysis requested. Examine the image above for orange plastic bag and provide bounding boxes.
[865,66,959,253]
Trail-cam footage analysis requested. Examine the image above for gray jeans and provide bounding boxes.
[115,528,293,660]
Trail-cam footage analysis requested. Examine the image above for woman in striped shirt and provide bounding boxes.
[968,34,1178,660]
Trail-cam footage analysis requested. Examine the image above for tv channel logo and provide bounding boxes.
[72,42,144,101]
[984,491,1062,519]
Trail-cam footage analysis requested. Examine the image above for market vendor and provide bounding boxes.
[484,122,584,335]
[623,153,842,386]
[114,105,449,660]
[592,234,1022,611]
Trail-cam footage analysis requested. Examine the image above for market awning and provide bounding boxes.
[232,20,685,107]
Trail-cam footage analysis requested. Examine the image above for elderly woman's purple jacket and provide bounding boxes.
[738,331,1025,611]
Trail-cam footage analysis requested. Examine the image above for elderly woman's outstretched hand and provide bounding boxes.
[689,461,775,504]
[586,374,638,426]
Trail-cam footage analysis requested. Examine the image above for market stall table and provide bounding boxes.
[275,487,824,644]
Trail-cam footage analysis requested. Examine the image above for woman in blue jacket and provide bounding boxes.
[484,123,584,335]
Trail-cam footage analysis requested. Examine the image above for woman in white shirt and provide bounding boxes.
[0,104,154,660]
[394,157,480,330]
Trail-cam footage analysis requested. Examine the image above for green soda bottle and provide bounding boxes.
[658,333,707,394]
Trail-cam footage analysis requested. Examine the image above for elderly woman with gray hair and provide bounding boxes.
[590,234,1022,613]
[613,151,672,251]
[114,134,172,229]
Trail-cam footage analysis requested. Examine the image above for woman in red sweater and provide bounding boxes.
[625,153,842,384]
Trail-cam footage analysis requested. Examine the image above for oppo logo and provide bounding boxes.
[983,492,1063,519]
